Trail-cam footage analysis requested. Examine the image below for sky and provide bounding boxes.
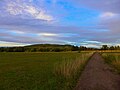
[0,0,120,47]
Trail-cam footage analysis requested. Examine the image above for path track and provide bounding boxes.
[74,52,120,90]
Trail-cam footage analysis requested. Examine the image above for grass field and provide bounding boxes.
[102,52,120,74]
[0,52,92,90]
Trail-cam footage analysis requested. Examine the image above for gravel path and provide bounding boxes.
[74,52,120,90]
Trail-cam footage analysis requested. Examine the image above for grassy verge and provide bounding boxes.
[54,53,92,90]
[102,53,120,74]
[0,52,92,90]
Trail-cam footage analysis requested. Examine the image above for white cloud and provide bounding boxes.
[25,6,38,16]
[84,41,102,44]
[37,33,78,37]
[84,44,100,48]
[11,30,25,34]
[0,41,28,47]
[5,0,53,21]
[38,33,58,37]
[6,2,23,15]
[35,11,53,21]
[100,12,118,19]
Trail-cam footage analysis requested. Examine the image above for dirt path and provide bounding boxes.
[74,52,120,90]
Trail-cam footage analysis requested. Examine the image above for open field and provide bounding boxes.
[102,52,120,74]
[0,52,92,90]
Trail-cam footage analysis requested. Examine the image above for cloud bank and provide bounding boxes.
[0,0,120,47]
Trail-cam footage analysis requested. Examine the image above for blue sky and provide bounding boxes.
[0,0,120,47]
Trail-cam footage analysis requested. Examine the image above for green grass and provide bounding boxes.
[102,52,120,74]
[0,52,92,90]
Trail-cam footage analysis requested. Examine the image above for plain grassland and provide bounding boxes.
[102,52,120,74]
[0,52,92,90]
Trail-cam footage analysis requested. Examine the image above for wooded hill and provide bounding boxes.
[0,44,120,52]
[0,44,79,52]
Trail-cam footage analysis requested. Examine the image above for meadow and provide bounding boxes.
[102,52,120,74]
[0,52,92,90]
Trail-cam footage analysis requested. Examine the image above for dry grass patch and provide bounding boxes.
[54,53,92,89]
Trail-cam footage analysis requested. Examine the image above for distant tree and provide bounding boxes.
[109,46,115,50]
[0,47,4,52]
[71,46,79,51]
[115,46,120,50]
[101,45,109,50]
[79,46,87,51]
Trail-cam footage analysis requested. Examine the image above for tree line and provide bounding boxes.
[0,44,120,52]
[0,44,79,52]
[101,45,120,50]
